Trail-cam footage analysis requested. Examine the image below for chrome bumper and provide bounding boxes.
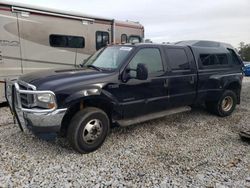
[24,109,67,133]
[5,79,67,133]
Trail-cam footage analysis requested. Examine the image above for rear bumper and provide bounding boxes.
[5,79,67,134]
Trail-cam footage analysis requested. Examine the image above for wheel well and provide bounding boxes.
[60,99,113,136]
[225,82,241,104]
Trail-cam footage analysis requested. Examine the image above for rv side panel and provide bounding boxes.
[115,23,144,43]
[76,21,112,65]
[17,11,84,73]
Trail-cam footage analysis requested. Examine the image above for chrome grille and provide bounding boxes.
[18,81,35,108]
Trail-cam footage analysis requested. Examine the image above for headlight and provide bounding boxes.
[37,93,53,103]
[36,93,56,109]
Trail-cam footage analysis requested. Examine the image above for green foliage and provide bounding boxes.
[238,42,250,61]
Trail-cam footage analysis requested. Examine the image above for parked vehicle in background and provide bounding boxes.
[5,40,244,153]
[243,62,250,76]
[0,0,144,102]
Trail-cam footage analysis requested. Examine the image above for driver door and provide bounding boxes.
[118,47,169,118]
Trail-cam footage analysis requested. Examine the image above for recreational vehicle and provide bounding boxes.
[0,1,144,102]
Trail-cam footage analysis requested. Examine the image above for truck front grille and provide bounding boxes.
[18,82,35,108]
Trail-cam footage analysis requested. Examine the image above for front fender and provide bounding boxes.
[62,87,119,108]
[64,88,101,106]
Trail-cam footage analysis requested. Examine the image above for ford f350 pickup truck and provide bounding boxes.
[5,40,244,153]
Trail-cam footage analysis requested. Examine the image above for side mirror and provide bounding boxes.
[136,63,148,80]
[121,63,148,82]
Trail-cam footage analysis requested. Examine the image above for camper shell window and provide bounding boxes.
[50,34,85,48]
[227,49,242,65]
[96,31,110,50]
[121,34,127,43]
[200,53,228,67]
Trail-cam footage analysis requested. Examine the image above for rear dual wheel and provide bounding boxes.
[206,90,237,117]
[67,107,110,154]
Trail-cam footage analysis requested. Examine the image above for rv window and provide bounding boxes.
[96,31,110,50]
[68,36,85,48]
[121,34,127,43]
[50,35,85,48]
[129,35,141,43]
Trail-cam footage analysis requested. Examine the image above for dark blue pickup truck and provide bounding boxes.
[5,40,244,153]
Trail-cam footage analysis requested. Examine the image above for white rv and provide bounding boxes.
[0,1,144,102]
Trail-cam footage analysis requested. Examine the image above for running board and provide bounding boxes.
[117,106,191,127]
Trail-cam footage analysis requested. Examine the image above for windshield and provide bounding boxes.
[84,46,133,70]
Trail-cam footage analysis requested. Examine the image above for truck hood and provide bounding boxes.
[18,68,112,91]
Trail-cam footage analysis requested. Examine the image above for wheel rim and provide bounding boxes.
[221,96,233,112]
[82,119,103,144]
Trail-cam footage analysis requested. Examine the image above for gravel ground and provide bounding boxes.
[0,78,250,187]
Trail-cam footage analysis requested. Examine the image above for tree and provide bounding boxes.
[238,42,250,61]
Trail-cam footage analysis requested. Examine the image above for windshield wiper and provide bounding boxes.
[86,65,102,71]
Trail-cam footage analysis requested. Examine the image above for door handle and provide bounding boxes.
[164,79,169,88]
[189,76,195,84]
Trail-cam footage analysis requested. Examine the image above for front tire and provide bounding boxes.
[206,90,237,117]
[67,107,110,154]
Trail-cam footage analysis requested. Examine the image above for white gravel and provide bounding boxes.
[0,78,250,187]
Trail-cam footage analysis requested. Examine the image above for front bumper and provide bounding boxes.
[5,79,67,134]
[24,109,67,133]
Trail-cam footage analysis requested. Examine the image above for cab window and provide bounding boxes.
[165,48,190,70]
[129,48,163,76]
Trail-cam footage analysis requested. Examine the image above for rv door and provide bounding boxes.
[0,7,22,102]
[0,8,22,79]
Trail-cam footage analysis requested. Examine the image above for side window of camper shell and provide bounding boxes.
[227,48,242,65]
[50,34,85,48]
[200,53,228,67]
[96,31,110,50]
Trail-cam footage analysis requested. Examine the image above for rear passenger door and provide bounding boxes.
[165,47,197,107]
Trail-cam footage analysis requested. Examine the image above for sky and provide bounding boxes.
[4,0,250,48]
